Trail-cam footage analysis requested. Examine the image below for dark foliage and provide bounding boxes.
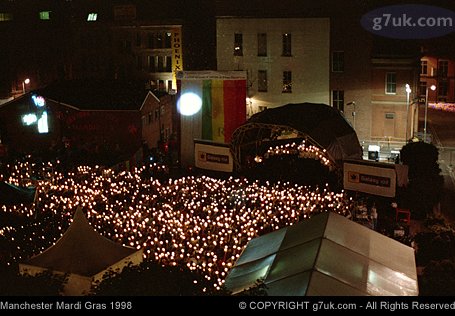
[91,261,229,296]
[401,142,440,178]
[413,218,455,266]
[420,259,455,296]
[0,264,66,296]
[234,279,268,296]
[412,218,455,295]
[399,142,444,219]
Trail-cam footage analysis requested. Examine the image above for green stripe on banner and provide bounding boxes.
[211,80,225,143]
[202,80,212,140]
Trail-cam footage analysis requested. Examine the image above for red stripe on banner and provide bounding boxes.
[223,80,246,143]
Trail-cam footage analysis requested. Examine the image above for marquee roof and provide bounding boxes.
[23,207,139,277]
[225,212,418,296]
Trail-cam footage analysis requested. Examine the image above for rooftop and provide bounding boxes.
[38,79,148,111]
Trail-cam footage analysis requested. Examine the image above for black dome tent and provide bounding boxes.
[231,103,362,171]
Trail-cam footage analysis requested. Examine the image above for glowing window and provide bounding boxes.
[39,11,51,20]
[87,13,97,21]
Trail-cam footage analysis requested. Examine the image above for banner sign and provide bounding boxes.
[171,28,183,90]
[344,161,397,197]
[194,140,233,172]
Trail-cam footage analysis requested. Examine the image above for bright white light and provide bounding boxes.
[24,78,30,85]
[430,84,436,91]
[37,111,49,133]
[405,84,411,94]
[177,92,202,116]
[22,113,37,126]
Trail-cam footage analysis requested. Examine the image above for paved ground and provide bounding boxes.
[358,106,455,224]
[419,106,455,222]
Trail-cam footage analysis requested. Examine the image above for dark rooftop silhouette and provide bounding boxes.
[38,79,147,111]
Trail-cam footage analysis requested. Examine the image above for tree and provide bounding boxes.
[0,264,66,295]
[420,259,455,296]
[411,217,455,295]
[91,261,228,296]
[399,142,444,219]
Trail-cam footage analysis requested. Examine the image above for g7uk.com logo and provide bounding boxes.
[361,4,455,39]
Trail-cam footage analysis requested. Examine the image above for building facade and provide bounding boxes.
[140,91,178,153]
[419,55,455,103]
[0,80,143,164]
[0,1,183,99]
[370,57,418,142]
[329,14,373,143]
[216,17,330,116]
[216,16,421,146]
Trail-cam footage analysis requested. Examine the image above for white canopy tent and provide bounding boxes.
[20,207,143,295]
[225,212,418,296]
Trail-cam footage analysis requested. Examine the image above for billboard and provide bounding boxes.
[194,140,233,173]
[177,71,247,166]
[343,160,397,197]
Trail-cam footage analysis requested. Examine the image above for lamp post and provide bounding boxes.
[405,84,411,142]
[22,78,30,94]
[424,84,436,143]
[346,101,356,130]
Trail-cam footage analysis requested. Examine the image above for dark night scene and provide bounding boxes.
[1,0,455,310]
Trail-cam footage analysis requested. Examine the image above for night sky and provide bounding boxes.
[1,0,455,88]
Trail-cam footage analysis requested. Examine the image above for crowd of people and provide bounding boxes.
[0,158,353,290]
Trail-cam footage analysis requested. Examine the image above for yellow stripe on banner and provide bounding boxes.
[211,80,225,143]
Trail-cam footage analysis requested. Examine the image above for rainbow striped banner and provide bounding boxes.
[178,71,247,143]
[177,71,247,166]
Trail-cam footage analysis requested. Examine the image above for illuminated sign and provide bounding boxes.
[22,113,37,125]
[348,172,391,187]
[21,94,49,134]
[200,152,230,164]
[37,111,49,134]
[32,95,45,107]
[171,28,183,90]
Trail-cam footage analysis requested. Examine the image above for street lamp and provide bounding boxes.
[22,78,30,94]
[424,84,436,143]
[346,101,356,130]
[405,84,411,142]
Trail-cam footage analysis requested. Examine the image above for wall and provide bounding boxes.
[330,15,373,143]
[370,58,417,141]
[0,95,141,161]
[140,92,177,150]
[217,18,330,112]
